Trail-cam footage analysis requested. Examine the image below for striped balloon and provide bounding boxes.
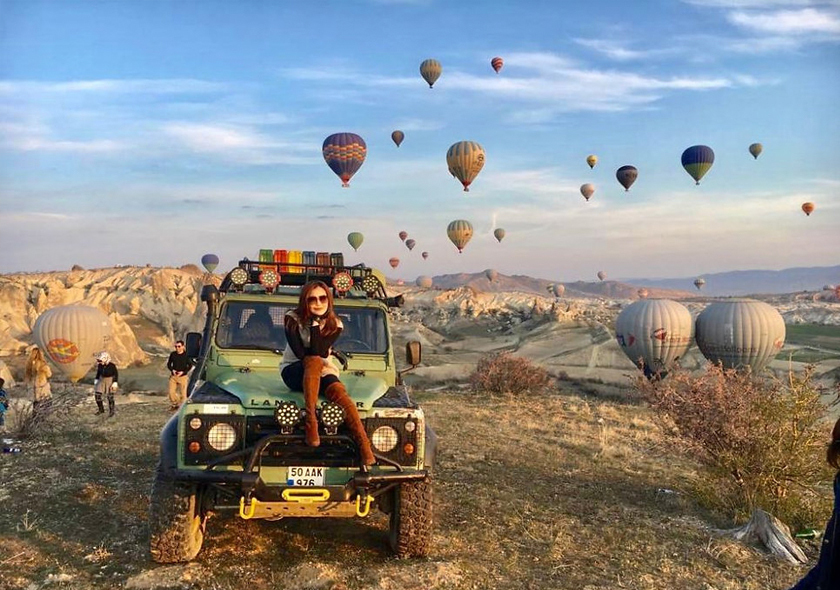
[446,219,474,253]
[681,145,715,185]
[446,141,485,192]
[322,133,367,187]
[420,59,442,88]
[491,56,504,73]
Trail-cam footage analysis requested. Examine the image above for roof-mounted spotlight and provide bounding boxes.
[229,267,249,288]
[361,274,381,297]
[259,269,280,292]
[332,271,353,296]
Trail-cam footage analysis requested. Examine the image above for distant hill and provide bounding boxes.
[428,272,694,300]
[624,265,840,297]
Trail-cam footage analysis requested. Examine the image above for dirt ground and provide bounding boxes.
[0,377,820,590]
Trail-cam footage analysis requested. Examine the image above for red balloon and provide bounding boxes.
[491,57,504,73]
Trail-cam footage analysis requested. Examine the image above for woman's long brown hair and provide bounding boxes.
[295,281,339,336]
[25,347,47,381]
[828,417,840,470]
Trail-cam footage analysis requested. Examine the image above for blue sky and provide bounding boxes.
[1,0,838,283]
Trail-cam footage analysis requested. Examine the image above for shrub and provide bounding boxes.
[6,385,86,439]
[635,364,835,528]
[469,352,552,396]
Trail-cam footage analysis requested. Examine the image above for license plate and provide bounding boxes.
[287,466,325,487]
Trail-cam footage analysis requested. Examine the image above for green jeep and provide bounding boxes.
[149,258,436,562]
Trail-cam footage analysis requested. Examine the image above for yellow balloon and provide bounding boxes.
[586,155,598,169]
[446,141,485,192]
[446,219,474,253]
[420,59,442,88]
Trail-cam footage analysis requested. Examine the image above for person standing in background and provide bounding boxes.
[0,378,9,433]
[166,340,193,411]
[25,346,52,414]
[94,352,119,417]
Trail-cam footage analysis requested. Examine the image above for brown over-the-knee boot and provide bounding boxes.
[324,381,375,466]
[302,356,323,447]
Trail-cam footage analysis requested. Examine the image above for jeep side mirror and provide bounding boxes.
[185,332,202,359]
[405,341,421,367]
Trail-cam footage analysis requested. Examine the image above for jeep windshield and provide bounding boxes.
[215,301,389,354]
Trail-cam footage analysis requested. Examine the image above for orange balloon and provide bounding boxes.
[802,202,815,216]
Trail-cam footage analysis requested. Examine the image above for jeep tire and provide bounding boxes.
[149,471,206,563]
[388,478,433,558]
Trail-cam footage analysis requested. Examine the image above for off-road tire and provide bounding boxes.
[388,477,433,558]
[148,472,206,563]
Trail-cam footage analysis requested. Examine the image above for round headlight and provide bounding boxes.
[404,420,416,433]
[189,417,202,430]
[371,425,399,453]
[275,400,301,428]
[229,267,249,286]
[320,401,345,428]
[207,423,237,452]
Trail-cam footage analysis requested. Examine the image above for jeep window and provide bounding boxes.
[216,302,289,350]
[334,307,388,354]
[216,302,388,354]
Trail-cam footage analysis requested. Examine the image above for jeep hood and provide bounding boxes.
[212,370,389,411]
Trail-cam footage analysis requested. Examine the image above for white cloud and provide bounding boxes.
[728,8,840,34]
[0,79,227,96]
[573,39,676,61]
[160,123,319,165]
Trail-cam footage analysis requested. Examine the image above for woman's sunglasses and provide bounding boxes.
[307,295,329,304]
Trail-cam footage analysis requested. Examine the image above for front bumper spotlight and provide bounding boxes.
[274,400,302,434]
[319,401,345,435]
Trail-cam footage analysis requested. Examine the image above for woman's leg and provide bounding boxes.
[323,380,375,466]
[301,357,324,447]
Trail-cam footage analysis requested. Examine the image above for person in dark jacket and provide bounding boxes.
[790,417,840,589]
[94,352,119,417]
[280,280,375,466]
[166,340,193,411]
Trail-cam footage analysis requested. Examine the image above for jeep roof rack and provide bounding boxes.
[219,259,391,302]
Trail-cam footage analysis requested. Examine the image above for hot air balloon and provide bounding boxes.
[389,257,400,269]
[347,232,364,252]
[616,166,638,191]
[322,133,366,187]
[802,202,815,216]
[420,58,442,88]
[491,56,504,73]
[398,231,408,242]
[615,299,694,377]
[494,228,505,243]
[391,130,404,147]
[447,219,474,253]
[546,284,554,294]
[32,305,113,383]
[695,300,785,372]
[597,271,607,281]
[586,155,598,169]
[421,251,429,260]
[580,183,595,202]
[694,278,706,291]
[446,141,485,192]
[637,288,649,299]
[749,143,763,159]
[681,145,715,185]
[485,268,498,282]
[201,254,219,273]
[553,284,565,298]
[416,276,433,288]
[405,239,416,251]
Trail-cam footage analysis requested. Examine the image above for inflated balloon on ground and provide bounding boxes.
[615,299,694,377]
[33,305,113,382]
[416,276,433,288]
[695,300,785,372]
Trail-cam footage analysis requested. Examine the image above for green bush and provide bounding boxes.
[469,352,553,396]
[635,364,835,528]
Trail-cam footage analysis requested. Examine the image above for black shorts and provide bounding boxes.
[281,361,340,396]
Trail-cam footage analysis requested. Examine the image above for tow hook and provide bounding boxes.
[239,495,257,519]
[355,491,372,517]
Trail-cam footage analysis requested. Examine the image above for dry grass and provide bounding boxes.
[0,382,822,590]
